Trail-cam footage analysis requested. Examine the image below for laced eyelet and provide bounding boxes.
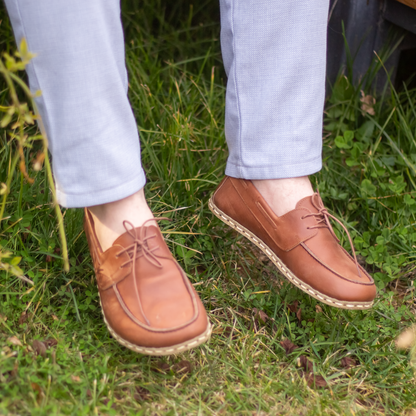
[301,216,305,220]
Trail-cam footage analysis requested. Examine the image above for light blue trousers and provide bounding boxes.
[4,0,329,208]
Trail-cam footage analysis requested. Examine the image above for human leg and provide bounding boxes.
[219,0,327,183]
[4,0,210,353]
[4,0,145,208]
[219,0,328,215]
[4,0,156,250]
[212,0,376,308]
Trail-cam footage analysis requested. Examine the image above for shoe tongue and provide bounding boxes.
[295,193,324,213]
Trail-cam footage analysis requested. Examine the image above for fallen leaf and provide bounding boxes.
[222,326,233,338]
[71,375,81,383]
[360,90,376,116]
[113,392,123,401]
[305,373,327,388]
[54,247,61,254]
[31,382,43,393]
[2,346,11,354]
[32,152,45,172]
[253,308,269,325]
[9,360,19,378]
[18,312,28,325]
[288,301,299,314]
[280,339,298,354]
[172,360,192,374]
[8,336,22,347]
[315,305,323,313]
[212,325,225,335]
[134,386,150,401]
[43,338,58,348]
[51,314,59,321]
[396,326,416,350]
[340,356,356,369]
[298,355,313,372]
[296,308,302,323]
[32,340,47,357]
[31,382,44,404]
[45,255,52,262]
[152,361,170,373]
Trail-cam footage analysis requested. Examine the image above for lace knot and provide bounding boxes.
[116,217,171,270]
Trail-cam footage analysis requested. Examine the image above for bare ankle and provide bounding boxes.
[252,176,314,216]
[88,188,155,251]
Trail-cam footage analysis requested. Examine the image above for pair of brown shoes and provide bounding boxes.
[84,176,376,356]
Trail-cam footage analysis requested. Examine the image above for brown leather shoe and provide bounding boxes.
[84,209,211,355]
[209,176,376,310]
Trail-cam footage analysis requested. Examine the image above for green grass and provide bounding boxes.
[1,1,416,414]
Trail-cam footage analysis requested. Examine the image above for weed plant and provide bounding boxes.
[0,1,415,415]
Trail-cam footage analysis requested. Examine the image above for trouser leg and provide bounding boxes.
[219,0,330,179]
[4,0,145,208]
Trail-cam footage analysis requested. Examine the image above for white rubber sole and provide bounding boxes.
[209,197,373,310]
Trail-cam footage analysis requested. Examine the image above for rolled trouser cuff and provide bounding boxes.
[225,156,322,180]
[56,168,146,208]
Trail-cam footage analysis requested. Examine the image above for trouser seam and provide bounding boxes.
[230,0,243,178]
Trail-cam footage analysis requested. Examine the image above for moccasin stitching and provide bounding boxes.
[338,245,374,283]
[213,176,228,197]
[112,251,199,332]
[113,283,199,333]
[255,201,277,230]
[300,242,374,285]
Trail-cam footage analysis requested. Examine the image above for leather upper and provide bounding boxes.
[213,176,376,303]
[84,209,209,348]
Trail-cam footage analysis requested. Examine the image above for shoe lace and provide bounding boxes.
[115,217,170,326]
[116,217,170,269]
[302,194,361,277]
